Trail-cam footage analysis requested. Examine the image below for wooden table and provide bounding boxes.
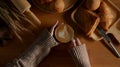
[0,0,120,67]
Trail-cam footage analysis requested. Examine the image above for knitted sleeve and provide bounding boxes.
[6,29,58,67]
[69,44,91,67]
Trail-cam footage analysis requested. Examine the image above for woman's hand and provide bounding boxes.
[68,37,82,49]
[49,20,59,36]
[49,20,65,44]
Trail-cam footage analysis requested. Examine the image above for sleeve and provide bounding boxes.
[6,29,58,67]
[69,44,91,67]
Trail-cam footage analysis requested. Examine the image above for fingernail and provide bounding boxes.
[72,39,77,46]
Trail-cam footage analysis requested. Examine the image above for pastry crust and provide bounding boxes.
[98,1,117,30]
[85,0,101,11]
[73,8,100,36]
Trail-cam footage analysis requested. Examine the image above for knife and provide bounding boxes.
[97,26,120,58]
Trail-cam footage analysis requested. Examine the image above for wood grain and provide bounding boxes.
[0,0,120,67]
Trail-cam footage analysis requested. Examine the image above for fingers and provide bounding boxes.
[72,39,77,46]
[50,20,59,36]
[50,20,65,36]
[75,37,82,46]
[68,39,76,48]
[70,37,82,47]
[52,20,59,29]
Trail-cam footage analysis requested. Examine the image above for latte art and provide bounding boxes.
[55,24,74,43]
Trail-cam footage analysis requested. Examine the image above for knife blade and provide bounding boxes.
[97,26,120,58]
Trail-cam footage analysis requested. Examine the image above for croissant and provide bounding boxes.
[98,1,117,30]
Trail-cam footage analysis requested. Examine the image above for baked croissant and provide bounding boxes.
[84,0,101,11]
[98,1,117,31]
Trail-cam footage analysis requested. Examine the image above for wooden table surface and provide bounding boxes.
[0,0,120,67]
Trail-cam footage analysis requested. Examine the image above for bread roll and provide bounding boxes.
[98,1,117,30]
[55,0,65,13]
[50,0,65,13]
[85,0,101,11]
